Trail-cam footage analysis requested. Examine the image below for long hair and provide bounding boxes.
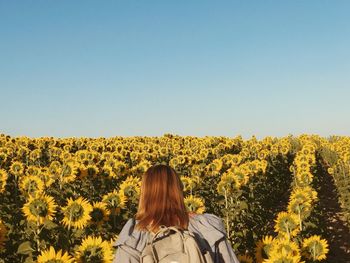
[134,164,189,233]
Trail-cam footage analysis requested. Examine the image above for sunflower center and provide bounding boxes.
[67,203,84,221]
[105,195,120,208]
[81,246,104,263]
[63,165,72,176]
[90,208,104,222]
[29,199,48,217]
[124,186,136,197]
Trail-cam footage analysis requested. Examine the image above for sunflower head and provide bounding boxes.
[60,163,78,183]
[184,195,205,214]
[89,202,110,226]
[302,235,329,261]
[287,198,312,220]
[181,176,196,193]
[274,212,300,239]
[268,238,301,259]
[19,175,44,198]
[217,172,241,196]
[29,149,42,161]
[75,235,114,263]
[25,165,41,176]
[102,190,127,214]
[37,246,74,263]
[10,161,24,176]
[22,194,57,225]
[61,197,93,229]
[119,176,141,204]
[86,164,99,177]
[255,235,275,262]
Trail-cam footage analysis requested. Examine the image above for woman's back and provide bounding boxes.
[112,213,240,263]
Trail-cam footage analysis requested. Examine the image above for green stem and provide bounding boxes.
[313,242,316,260]
[36,217,42,253]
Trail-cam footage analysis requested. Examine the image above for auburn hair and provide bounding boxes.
[134,164,190,233]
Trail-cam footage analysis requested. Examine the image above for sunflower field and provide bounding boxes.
[0,133,349,263]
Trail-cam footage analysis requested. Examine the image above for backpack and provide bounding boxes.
[140,225,215,263]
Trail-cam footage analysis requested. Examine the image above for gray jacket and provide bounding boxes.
[112,213,240,263]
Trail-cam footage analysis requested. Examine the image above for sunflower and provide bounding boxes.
[37,168,55,188]
[233,168,250,185]
[0,169,8,193]
[75,150,89,162]
[257,150,269,160]
[37,246,74,263]
[134,160,151,175]
[294,160,310,172]
[205,159,223,176]
[61,197,93,229]
[102,165,115,178]
[25,165,41,176]
[75,235,114,263]
[181,176,196,192]
[255,235,275,263]
[184,195,205,214]
[49,161,61,176]
[22,194,57,225]
[119,176,141,203]
[271,145,279,155]
[263,253,302,263]
[10,161,24,176]
[274,212,300,239]
[217,171,241,196]
[228,154,242,166]
[295,171,313,186]
[287,198,312,222]
[60,151,72,160]
[169,157,180,169]
[268,238,300,259]
[29,149,42,162]
[89,202,110,226]
[238,254,253,263]
[111,160,128,178]
[301,235,329,261]
[101,152,113,161]
[190,164,203,177]
[19,175,44,198]
[89,142,105,152]
[59,162,78,183]
[290,187,317,203]
[159,146,168,156]
[85,164,99,177]
[102,190,127,215]
[0,219,7,250]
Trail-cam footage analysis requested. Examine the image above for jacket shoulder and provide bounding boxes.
[113,218,149,252]
[188,213,227,248]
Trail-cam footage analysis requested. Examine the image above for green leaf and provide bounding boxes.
[24,256,34,263]
[17,241,34,255]
[43,219,57,230]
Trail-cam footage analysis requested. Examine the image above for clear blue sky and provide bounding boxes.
[1,1,349,139]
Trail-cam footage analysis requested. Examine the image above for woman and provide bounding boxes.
[112,164,240,263]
